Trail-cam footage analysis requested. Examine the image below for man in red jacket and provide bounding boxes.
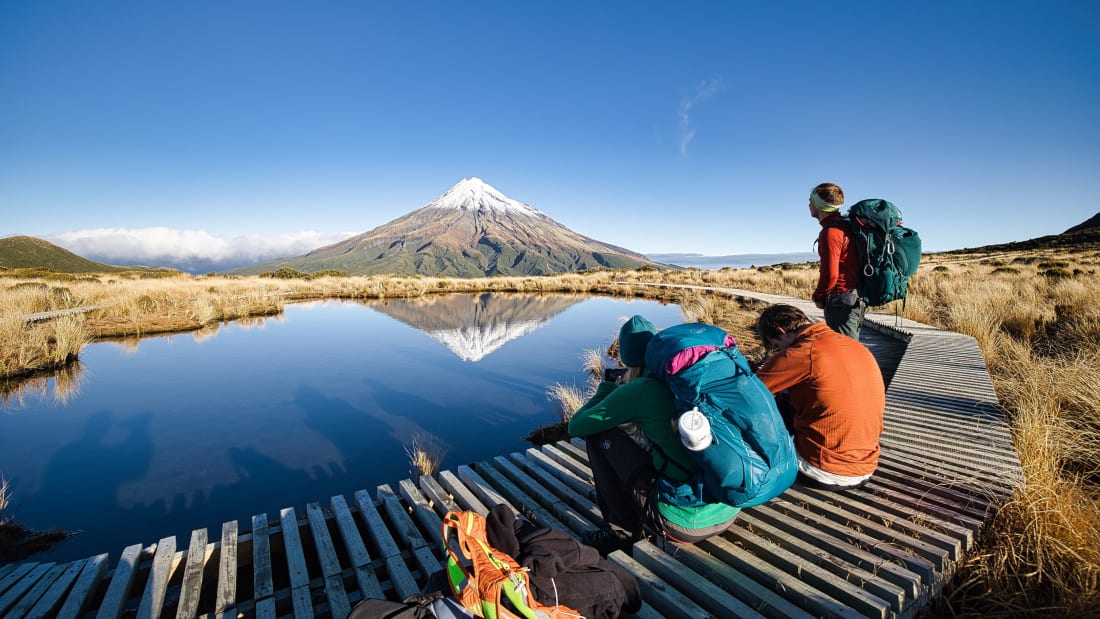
[754,304,885,489]
[810,182,865,340]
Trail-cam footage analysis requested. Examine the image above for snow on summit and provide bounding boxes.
[426,177,543,216]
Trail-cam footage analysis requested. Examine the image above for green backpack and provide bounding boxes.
[832,199,922,307]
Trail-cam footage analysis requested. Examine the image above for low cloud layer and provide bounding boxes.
[49,227,354,273]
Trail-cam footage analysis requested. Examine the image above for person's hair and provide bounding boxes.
[812,182,844,206]
[757,304,811,342]
[624,366,644,383]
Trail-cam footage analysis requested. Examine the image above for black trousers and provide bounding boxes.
[584,429,656,534]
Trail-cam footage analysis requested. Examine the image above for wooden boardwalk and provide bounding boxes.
[0,289,1022,619]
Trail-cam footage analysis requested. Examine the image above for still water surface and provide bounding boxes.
[1,293,684,562]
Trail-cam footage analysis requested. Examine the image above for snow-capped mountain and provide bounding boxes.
[429,177,543,217]
[239,178,667,277]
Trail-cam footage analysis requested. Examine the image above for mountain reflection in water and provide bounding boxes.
[373,293,584,361]
[0,293,684,563]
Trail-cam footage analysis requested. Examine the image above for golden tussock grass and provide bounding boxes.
[404,432,448,478]
[2,250,1099,612]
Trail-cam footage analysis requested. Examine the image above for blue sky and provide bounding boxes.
[2,1,1098,269]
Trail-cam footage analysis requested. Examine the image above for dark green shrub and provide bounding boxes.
[991,267,1021,275]
[272,267,307,279]
[1042,267,1074,279]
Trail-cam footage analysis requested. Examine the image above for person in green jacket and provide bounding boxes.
[568,315,739,555]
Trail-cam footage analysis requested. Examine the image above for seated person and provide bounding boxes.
[568,315,739,555]
[753,304,885,489]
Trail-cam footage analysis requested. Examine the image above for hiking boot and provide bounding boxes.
[581,527,633,556]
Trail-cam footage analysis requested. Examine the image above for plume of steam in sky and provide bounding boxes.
[678,78,725,156]
[50,227,353,273]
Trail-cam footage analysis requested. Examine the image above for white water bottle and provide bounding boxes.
[678,408,712,451]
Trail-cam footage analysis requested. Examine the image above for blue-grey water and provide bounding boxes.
[0,293,684,564]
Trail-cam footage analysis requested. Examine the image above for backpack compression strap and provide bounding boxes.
[442,511,583,619]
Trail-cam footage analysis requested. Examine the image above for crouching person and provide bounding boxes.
[568,315,739,555]
[754,304,885,489]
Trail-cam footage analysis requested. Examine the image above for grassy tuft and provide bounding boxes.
[404,433,448,477]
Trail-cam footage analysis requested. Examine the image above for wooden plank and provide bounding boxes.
[491,455,598,535]
[278,507,314,619]
[25,559,88,619]
[732,514,908,615]
[779,486,952,571]
[418,474,463,516]
[606,550,715,618]
[745,506,924,601]
[510,452,602,523]
[0,564,15,584]
[279,507,310,585]
[354,489,419,601]
[137,535,177,619]
[291,587,314,619]
[765,495,937,585]
[795,485,965,561]
[864,480,984,539]
[539,443,594,482]
[378,484,443,584]
[399,478,446,549]
[251,514,274,603]
[176,528,209,619]
[97,543,144,619]
[564,438,593,465]
[454,465,517,516]
[255,597,277,619]
[699,535,868,619]
[330,494,385,601]
[216,520,238,618]
[670,543,817,619]
[631,541,767,619]
[469,461,576,534]
[870,464,993,521]
[306,502,351,619]
[0,563,37,597]
[877,453,1013,502]
[437,469,489,515]
[880,431,1020,480]
[57,554,108,619]
[524,447,596,499]
[5,562,65,619]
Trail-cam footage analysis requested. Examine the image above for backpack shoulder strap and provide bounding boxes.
[442,511,583,619]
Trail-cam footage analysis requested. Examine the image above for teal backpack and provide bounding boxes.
[835,199,923,307]
[644,323,797,508]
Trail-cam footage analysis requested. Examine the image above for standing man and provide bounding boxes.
[754,304,885,489]
[809,182,865,340]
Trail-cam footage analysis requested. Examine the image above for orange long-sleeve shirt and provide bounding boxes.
[813,214,861,303]
[755,322,884,476]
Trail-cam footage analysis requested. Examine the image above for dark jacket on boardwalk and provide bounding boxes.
[485,504,642,619]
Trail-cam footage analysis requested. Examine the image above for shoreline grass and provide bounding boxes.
[2,246,1099,613]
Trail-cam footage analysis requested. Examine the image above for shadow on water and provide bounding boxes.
[26,411,153,560]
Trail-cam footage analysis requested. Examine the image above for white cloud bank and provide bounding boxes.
[49,227,355,273]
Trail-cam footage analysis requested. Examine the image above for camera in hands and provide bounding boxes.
[604,367,628,382]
